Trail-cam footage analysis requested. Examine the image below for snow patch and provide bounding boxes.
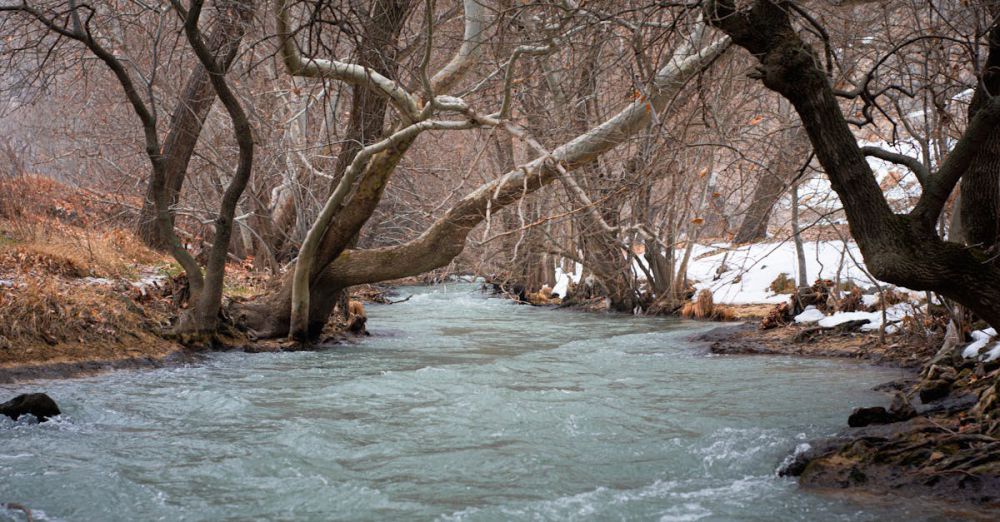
[685,241,880,305]
[552,263,583,298]
[794,307,825,324]
[817,311,873,328]
[794,303,912,331]
[962,329,996,359]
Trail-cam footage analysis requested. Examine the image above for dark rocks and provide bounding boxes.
[347,314,368,335]
[916,364,959,403]
[848,406,894,427]
[888,391,916,421]
[778,438,846,477]
[0,393,60,421]
[848,391,919,427]
[873,378,916,392]
[919,379,953,403]
[691,324,780,355]
[925,364,957,382]
[833,319,872,332]
[914,392,978,416]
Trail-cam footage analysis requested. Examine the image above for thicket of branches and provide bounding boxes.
[0,0,996,342]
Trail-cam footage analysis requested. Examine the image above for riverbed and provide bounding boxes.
[1,284,954,520]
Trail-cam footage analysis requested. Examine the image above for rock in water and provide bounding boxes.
[848,406,894,427]
[0,393,61,421]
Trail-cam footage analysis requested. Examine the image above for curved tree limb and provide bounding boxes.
[429,0,488,94]
[312,33,732,290]
[274,0,422,120]
[289,117,479,339]
[860,145,929,187]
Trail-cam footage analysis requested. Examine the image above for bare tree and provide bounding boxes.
[234,3,731,339]
[705,0,1000,328]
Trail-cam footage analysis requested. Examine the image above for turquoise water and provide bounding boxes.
[1,284,950,521]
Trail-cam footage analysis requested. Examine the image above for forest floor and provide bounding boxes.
[694,320,936,367]
[693,319,1000,508]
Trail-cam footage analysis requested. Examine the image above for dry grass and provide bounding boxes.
[0,175,181,368]
[0,220,163,279]
[768,273,796,294]
[681,289,736,321]
[0,274,178,367]
[0,176,165,280]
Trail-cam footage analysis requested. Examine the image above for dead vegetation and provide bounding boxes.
[680,289,735,321]
[0,176,163,279]
[0,176,182,368]
[0,275,179,367]
[768,272,796,294]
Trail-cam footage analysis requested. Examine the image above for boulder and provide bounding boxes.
[0,393,61,421]
[848,406,894,427]
[887,391,916,421]
[919,379,953,403]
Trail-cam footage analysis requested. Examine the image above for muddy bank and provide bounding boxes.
[693,322,935,368]
[0,328,375,383]
[695,322,1000,508]
[0,349,197,383]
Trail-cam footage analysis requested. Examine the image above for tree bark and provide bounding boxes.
[136,0,255,249]
[733,129,808,244]
[174,0,256,340]
[960,1,1000,255]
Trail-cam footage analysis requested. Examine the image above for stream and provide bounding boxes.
[0,284,963,520]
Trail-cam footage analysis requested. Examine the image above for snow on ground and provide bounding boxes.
[794,307,826,324]
[552,262,583,298]
[680,240,922,334]
[685,240,876,305]
[552,239,925,333]
[793,303,912,334]
[963,328,1000,362]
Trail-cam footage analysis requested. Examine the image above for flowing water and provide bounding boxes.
[0,285,961,521]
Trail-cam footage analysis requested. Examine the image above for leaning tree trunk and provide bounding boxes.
[733,116,807,244]
[172,0,256,340]
[706,0,1000,329]
[733,149,794,243]
[232,34,733,338]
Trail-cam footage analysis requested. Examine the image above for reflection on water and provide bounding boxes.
[0,284,946,521]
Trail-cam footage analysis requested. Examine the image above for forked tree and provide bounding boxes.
[232,0,732,340]
[0,0,256,340]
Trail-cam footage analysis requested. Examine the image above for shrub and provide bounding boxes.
[769,273,796,294]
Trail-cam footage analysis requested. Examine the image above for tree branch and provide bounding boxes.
[860,145,929,187]
[273,0,421,120]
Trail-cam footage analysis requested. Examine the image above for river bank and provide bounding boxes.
[693,321,1000,508]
